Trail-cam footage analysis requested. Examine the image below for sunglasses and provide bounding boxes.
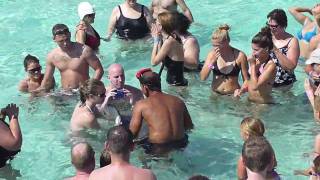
[27,66,42,74]
[266,22,279,29]
[136,68,152,79]
[53,28,69,36]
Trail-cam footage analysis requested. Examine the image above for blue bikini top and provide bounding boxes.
[297,26,317,42]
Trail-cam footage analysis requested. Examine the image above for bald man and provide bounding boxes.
[98,64,143,127]
[150,0,193,22]
[66,142,95,180]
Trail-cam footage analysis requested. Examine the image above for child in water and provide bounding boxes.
[237,117,280,180]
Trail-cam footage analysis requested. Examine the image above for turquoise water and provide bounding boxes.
[0,0,318,179]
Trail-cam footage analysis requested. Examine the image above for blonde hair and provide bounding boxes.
[240,117,265,137]
[212,24,231,42]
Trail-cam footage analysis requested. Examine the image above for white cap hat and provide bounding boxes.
[306,49,320,65]
[78,2,95,20]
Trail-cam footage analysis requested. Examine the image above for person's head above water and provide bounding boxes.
[23,54,42,80]
[211,24,231,48]
[71,142,95,172]
[240,117,265,141]
[52,24,71,50]
[108,64,125,89]
[79,79,105,104]
[52,24,70,37]
[136,68,161,92]
[106,125,134,155]
[78,2,95,23]
[242,136,273,173]
[251,26,273,61]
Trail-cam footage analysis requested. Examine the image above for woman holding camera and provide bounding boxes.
[0,103,22,168]
[200,24,249,96]
[247,27,277,104]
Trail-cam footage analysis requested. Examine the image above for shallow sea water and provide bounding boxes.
[0,0,318,179]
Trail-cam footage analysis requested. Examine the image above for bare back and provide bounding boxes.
[131,92,192,144]
[89,164,156,180]
[47,43,91,89]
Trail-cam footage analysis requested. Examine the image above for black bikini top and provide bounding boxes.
[211,49,240,77]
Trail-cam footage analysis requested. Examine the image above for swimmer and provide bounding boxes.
[289,4,320,58]
[237,117,279,180]
[200,24,249,96]
[76,2,101,51]
[106,0,153,41]
[70,79,106,132]
[150,0,193,22]
[19,54,55,92]
[39,24,104,92]
[242,136,279,180]
[66,142,95,180]
[98,64,143,127]
[304,49,320,120]
[246,27,277,104]
[267,9,299,88]
[130,68,193,155]
[165,12,200,71]
[151,12,188,86]
[89,126,157,180]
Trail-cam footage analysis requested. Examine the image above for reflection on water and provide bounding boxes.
[0,164,21,180]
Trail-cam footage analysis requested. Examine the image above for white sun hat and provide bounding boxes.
[78,2,95,20]
[306,48,320,65]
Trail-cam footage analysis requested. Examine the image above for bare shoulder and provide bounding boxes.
[47,48,60,61]
[89,166,109,180]
[138,168,157,180]
[19,79,29,92]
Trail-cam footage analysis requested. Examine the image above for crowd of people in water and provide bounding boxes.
[2,0,320,179]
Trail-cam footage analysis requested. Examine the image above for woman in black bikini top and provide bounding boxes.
[151,12,188,86]
[200,24,249,95]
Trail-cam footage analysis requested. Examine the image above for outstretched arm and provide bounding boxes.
[176,0,194,22]
[39,54,55,91]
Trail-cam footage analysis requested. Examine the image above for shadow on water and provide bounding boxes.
[0,164,21,180]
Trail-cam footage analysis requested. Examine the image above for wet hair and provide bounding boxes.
[212,24,230,42]
[240,117,265,138]
[138,71,161,91]
[99,148,111,167]
[188,175,210,180]
[79,79,105,103]
[71,142,95,171]
[52,24,70,36]
[23,54,39,71]
[106,125,133,154]
[252,26,273,51]
[242,136,273,172]
[267,9,287,28]
[314,155,320,173]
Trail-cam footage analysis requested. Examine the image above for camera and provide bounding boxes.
[114,89,125,99]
